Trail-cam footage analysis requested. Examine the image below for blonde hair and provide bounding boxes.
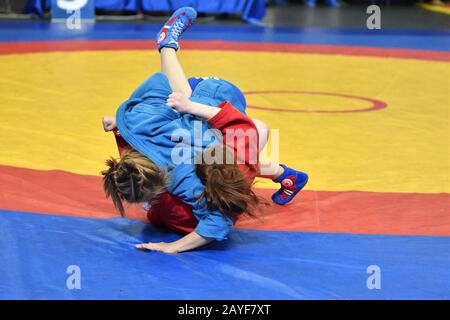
[101,148,167,216]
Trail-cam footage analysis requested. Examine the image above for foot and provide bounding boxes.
[156,7,197,51]
[272,164,308,205]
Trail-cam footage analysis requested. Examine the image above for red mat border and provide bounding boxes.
[0,40,449,62]
[1,165,449,236]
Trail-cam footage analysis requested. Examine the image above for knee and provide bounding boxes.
[252,119,270,151]
[252,119,270,139]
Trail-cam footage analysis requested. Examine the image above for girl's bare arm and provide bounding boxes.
[167,92,220,120]
[135,231,212,254]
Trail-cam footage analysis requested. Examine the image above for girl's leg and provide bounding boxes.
[156,7,197,97]
[259,161,284,180]
[252,118,309,205]
[259,160,286,181]
[252,118,284,179]
[160,47,192,97]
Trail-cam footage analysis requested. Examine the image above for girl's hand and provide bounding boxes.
[136,242,179,254]
[166,92,192,113]
[102,116,116,132]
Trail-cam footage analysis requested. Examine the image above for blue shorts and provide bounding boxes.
[129,73,247,114]
[188,77,247,114]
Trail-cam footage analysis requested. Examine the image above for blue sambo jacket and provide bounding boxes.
[116,72,246,241]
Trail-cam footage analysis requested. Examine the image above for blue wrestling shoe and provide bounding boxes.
[156,7,197,51]
[272,164,309,205]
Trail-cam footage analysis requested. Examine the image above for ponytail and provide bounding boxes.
[196,146,267,219]
[101,149,167,217]
[102,157,125,217]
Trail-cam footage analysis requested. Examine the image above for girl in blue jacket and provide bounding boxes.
[102,7,308,253]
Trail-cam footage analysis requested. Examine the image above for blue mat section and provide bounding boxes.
[0,209,449,299]
[0,21,449,51]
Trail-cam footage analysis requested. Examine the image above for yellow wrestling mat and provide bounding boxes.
[0,50,449,193]
[418,3,450,15]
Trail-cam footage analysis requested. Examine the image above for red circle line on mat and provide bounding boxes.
[244,90,388,113]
